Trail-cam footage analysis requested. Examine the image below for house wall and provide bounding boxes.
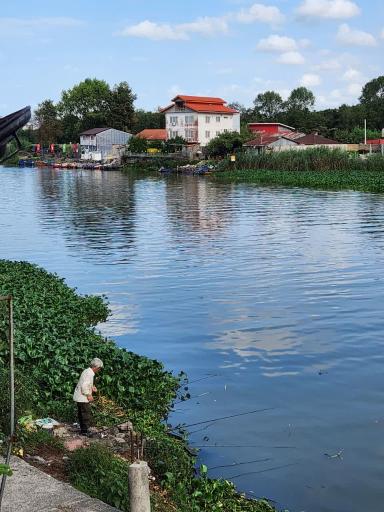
[80,129,132,161]
[165,109,240,146]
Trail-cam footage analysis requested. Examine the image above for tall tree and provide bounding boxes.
[253,91,284,120]
[58,78,111,139]
[283,87,315,130]
[34,100,62,145]
[360,76,384,130]
[108,81,137,132]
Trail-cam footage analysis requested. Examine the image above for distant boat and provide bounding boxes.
[0,106,31,160]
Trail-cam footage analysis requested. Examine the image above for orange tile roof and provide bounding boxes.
[136,129,167,141]
[184,102,238,114]
[172,95,226,104]
[161,95,239,114]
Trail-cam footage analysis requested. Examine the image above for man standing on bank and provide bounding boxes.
[73,358,104,436]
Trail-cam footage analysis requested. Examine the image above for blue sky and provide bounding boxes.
[1,0,383,115]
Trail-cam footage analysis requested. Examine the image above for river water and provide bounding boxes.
[2,166,384,511]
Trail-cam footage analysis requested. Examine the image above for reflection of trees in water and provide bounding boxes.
[37,169,138,261]
[164,176,233,235]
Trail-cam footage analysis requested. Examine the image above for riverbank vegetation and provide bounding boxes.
[214,149,384,192]
[0,260,276,512]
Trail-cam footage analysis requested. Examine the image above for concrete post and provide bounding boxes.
[129,461,151,512]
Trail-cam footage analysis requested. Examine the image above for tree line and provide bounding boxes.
[29,75,384,146]
[230,76,384,143]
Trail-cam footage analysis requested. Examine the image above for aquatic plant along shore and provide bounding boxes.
[0,260,277,512]
[215,148,384,192]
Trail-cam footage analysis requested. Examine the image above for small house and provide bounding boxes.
[80,128,132,161]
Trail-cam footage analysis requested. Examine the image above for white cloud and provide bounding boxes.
[313,58,341,71]
[337,23,376,46]
[347,82,363,95]
[277,51,305,64]
[235,3,285,25]
[380,28,384,39]
[0,17,84,36]
[120,20,187,40]
[342,67,362,81]
[119,3,285,41]
[180,17,229,36]
[256,34,298,52]
[297,0,360,19]
[119,17,229,40]
[301,73,321,86]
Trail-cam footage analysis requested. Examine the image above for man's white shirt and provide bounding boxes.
[73,367,94,403]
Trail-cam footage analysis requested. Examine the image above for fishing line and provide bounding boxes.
[209,457,272,470]
[229,462,298,480]
[176,406,275,429]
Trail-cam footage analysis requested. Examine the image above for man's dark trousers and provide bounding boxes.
[77,402,92,434]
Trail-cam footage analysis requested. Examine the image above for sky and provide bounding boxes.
[0,0,383,116]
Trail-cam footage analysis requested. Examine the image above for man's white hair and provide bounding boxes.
[90,358,104,369]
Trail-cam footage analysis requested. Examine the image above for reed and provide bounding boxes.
[215,148,384,192]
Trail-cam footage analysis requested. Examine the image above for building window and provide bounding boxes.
[205,116,210,123]
[224,129,228,133]
[205,131,210,139]
[216,131,220,136]
[170,130,178,138]
[185,115,194,125]
[170,116,178,125]
[216,116,221,122]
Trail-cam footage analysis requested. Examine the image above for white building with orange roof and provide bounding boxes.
[161,95,240,147]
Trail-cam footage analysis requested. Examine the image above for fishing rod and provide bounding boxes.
[229,462,298,480]
[192,444,296,449]
[172,407,275,430]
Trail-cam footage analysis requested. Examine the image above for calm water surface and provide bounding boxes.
[2,166,384,512]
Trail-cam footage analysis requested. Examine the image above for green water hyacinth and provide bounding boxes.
[0,260,179,421]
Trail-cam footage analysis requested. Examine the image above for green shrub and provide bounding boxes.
[145,434,195,486]
[0,368,40,435]
[18,429,64,455]
[68,443,130,511]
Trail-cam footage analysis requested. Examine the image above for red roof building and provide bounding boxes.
[136,129,167,141]
[161,94,241,146]
[248,122,296,136]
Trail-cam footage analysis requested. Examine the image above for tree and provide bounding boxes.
[360,76,384,130]
[132,110,165,134]
[286,87,315,112]
[34,100,62,145]
[108,81,137,132]
[127,136,148,153]
[253,91,284,120]
[205,131,245,158]
[58,78,111,140]
[283,87,316,131]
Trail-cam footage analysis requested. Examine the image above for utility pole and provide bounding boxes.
[364,119,367,145]
[0,296,14,510]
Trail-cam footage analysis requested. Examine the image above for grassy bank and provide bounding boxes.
[0,260,276,512]
[214,148,384,193]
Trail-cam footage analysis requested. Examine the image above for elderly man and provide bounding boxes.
[73,358,104,436]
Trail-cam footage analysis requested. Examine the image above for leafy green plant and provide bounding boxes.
[68,443,130,511]
[0,464,12,476]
